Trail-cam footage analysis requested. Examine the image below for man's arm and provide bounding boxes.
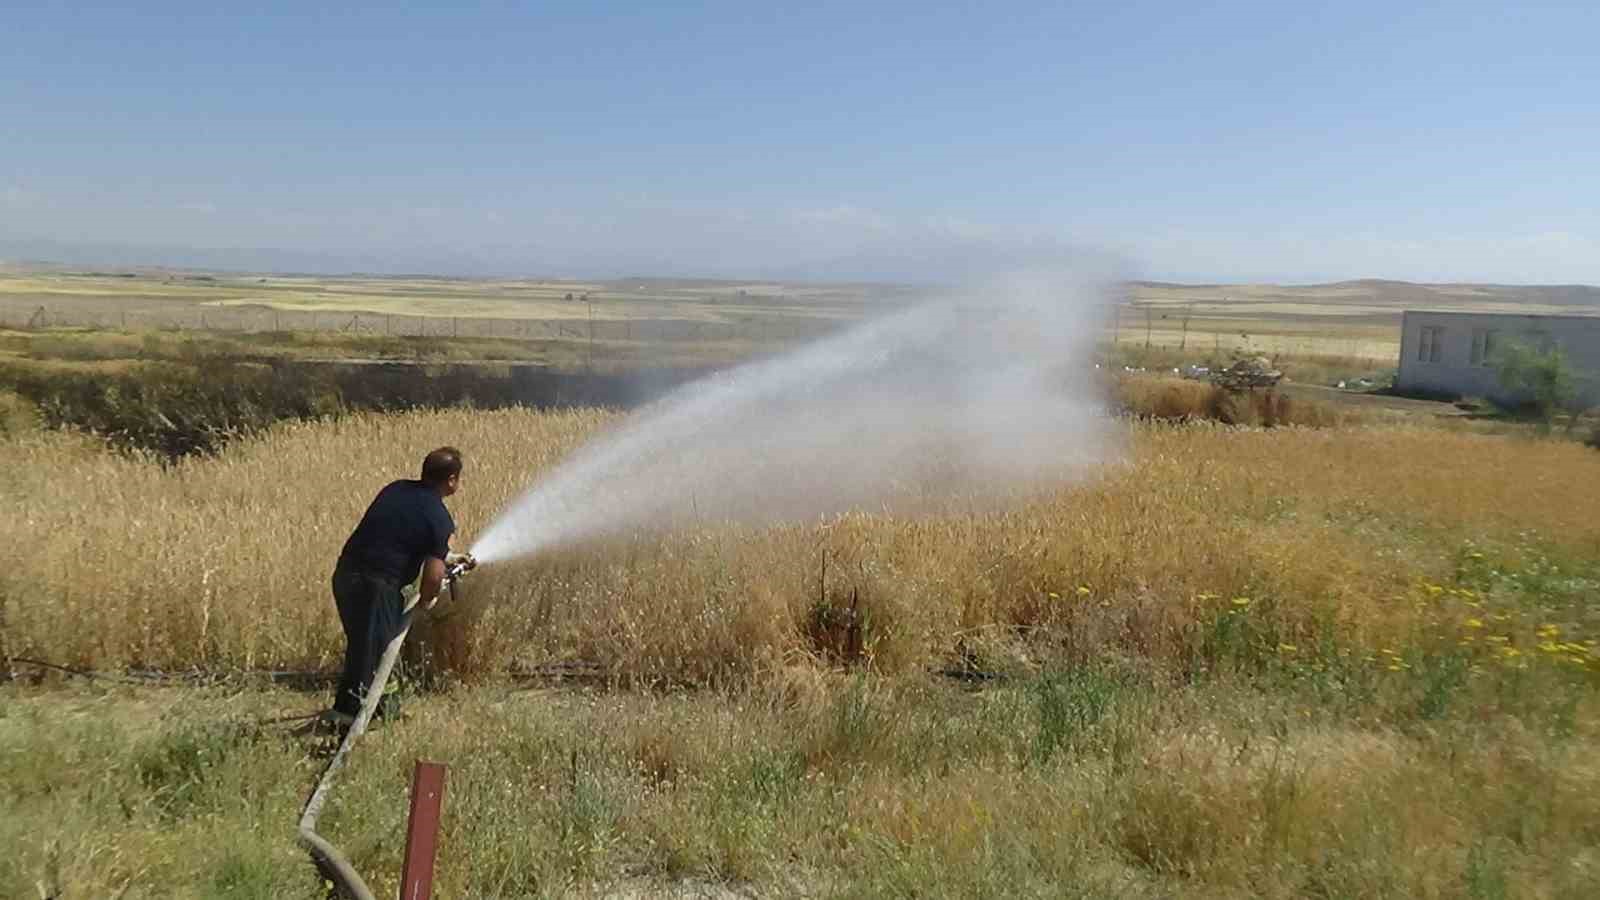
[420,501,456,607]
[418,556,447,609]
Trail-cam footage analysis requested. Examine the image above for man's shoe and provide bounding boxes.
[315,709,356,734]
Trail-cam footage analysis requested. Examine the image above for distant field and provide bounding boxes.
[2,269,1597,372]
[0,271,890,338]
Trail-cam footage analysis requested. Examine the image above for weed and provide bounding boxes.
[1030,667,1120,765]
[1464,839,1509,900]
[134,718,259,818]
[1414,651,1472,721]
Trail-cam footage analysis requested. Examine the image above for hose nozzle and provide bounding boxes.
[444,552,477,583]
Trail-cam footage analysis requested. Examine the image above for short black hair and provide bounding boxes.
[421,446,463,485]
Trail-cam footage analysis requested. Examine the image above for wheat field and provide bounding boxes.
[5,408,1600,897]
[6,407,1597,680]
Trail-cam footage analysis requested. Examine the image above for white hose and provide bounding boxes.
[296,593,425,899]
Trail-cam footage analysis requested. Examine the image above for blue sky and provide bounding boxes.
[3,1,1597,282]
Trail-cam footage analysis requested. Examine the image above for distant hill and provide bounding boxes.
[3,238,1597,313]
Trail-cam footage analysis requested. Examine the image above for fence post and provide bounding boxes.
[400,761,448,900]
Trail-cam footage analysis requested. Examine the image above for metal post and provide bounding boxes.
[399,761,448,900]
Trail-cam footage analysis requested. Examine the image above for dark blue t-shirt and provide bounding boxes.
[337,480,455,583]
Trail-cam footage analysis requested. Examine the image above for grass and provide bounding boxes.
[4,659,1597,897]
[5,400,1600,896]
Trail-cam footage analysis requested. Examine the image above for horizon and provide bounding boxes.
[6,251,1600,292]
[4,3,1598,284]
[12,249,1600,288]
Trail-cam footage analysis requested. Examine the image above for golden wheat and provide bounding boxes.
[7,408,1599,683]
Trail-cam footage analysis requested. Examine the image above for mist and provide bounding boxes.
[470,268,1124,564]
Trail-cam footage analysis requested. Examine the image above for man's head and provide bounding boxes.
[421,446,463,496]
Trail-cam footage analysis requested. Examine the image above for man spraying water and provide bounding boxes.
[322,446,474,730]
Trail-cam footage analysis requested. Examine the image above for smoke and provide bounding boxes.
[470,267,1124,564]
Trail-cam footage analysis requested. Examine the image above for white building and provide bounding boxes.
[1396,310,1600,404]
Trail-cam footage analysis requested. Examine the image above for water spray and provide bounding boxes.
[470,268,1123,566]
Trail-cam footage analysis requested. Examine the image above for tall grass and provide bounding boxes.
[6,408,1600,897]
[6,407,1597,684]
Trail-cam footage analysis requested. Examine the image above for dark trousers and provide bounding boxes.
[332,566,407,718]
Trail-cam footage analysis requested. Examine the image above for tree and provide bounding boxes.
[1494,341,1587,428]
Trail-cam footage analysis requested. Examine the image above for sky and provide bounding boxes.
[2,1,1597,283]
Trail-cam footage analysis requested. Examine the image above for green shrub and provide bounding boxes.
[1494,341,1586,427]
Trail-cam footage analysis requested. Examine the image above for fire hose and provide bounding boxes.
[297,553,476,900]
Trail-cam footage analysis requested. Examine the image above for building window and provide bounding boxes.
[1470,329,1499,366]
[1418,326,1443,363]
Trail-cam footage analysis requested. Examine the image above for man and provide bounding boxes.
[327,446,464,726]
